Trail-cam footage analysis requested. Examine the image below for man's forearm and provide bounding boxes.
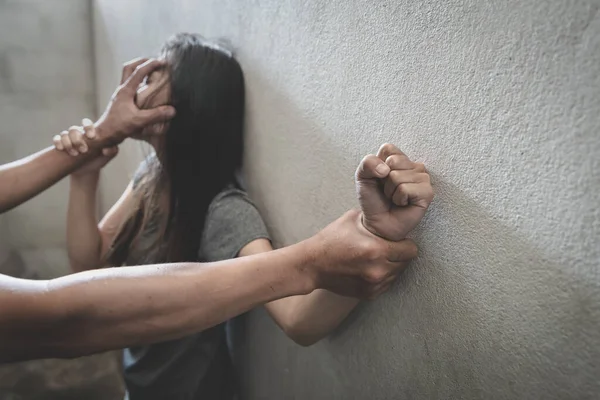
[0,145,106,214]
[0,240,315,362]
[0,58,175,214]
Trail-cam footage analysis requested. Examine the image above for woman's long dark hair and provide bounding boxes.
[106,33,245,265]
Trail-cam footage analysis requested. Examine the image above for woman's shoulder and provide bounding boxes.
[209,184,255,209]
[201,184,270,261]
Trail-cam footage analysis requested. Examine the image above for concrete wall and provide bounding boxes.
[0,0,96,279]
[92,1,600,399]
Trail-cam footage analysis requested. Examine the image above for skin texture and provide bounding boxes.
[62,65,364,347]
[0,56,433,363]
[57,66,434,347]
[0,59,174,214]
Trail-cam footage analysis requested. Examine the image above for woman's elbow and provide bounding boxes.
[282,323,324,347]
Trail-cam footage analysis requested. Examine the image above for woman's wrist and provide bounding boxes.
[70,170,100,184]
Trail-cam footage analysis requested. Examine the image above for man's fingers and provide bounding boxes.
[356,154,391,181]
[377,143,405,161]
[121,57,149,84]
[391,182,434,209]
[386,238,418,262]
[136,105,176,126]
[124,59,166,91]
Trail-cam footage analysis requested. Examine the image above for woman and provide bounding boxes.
[54,33,363,400]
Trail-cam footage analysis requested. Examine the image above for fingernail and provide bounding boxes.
[79,146,87,153]
[375,163,390,176]
[82,118,93,127]
[166,107,176,117]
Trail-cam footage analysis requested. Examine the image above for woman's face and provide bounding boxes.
[134,65,172,142]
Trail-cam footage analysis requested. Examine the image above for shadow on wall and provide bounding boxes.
[326,179,599,399]
[230,66,600,400]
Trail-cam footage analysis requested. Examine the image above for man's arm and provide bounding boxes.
[0,209,416,363]
[240,239,362,347]
[0,243,311,362]
[239,145,433,347]
[0,146,104,214]
[0,58,175,214]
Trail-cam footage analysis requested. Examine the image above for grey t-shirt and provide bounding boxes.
[123,157,270,400]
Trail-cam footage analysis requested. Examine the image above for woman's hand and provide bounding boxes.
[53,119,119,177]
[356,143,434,241]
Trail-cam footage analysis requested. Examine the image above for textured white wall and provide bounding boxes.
[92,1,600,399]
[0,0,96,278]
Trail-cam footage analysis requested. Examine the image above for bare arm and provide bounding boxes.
[0,58,175,215]
[0,146,105,214]
[0,242,312,363]
[67,172,134,272]
[237,144,433,347]
[0,209,417,363]
[59,122,134,272]
[240,239,361,346]
[0,143,431,363]
[67,172,103,272]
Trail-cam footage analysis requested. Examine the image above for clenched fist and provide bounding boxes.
[356,143,434,241]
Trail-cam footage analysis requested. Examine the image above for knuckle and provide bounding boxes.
[394,182,407,194]
[364,268,387,285]
[386,154,409,168]
[360,241,381,262]
[388,169,402,183]
[356,154,376,178]
[362,154,376,163]
[379,143,395,154]
[426,188,435,203]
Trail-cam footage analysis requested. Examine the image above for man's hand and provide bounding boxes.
[306,209,418,299]
[93,58,175,145]
[356,143,434,241]
[53,120,118,177]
